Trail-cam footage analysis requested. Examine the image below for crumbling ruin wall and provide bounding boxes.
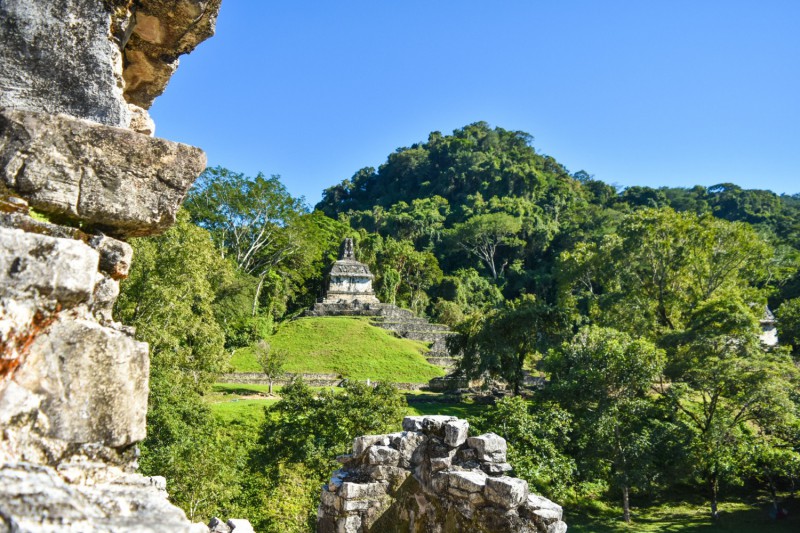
[318,415,568,533]
[0,1,221,531]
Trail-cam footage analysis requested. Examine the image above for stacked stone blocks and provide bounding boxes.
[317,415,567,532]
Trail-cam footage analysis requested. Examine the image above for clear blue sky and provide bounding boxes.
[150,1,799,206]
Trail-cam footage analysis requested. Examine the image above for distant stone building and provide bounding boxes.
[760,306,778,346]
[321,238,381,306]
[305,239,462,384]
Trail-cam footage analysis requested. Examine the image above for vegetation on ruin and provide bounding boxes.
[118,122,800,531]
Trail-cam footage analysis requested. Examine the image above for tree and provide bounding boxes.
[558,207,774,337]
[253,339,286,394]
[543,326,665,523]
[185,166,307,317]
[116,210,239,521]
[472,396,575,499]
[254,379,405,531]
[665,297,800,519]
[776,297,800,355]
[454,294,568,394]
[450,212,523,279]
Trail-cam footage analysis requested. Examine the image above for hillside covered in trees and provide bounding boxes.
[118,122,800,531]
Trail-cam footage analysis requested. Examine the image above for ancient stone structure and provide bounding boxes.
[318,415,568,532]
[760,306,778,347]
[317,238,381,307]
[305,240,461,380]
[0,1,223,531]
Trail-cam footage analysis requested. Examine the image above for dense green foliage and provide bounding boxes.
[118,121,800,529]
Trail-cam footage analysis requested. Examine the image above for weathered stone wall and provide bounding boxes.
[318,415,567,532]
[0,1,222,531]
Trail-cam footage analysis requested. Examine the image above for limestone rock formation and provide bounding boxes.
[0,0,221,130]
[317,415,568,532]
[0,0,222,531]
[0,0,132,127]
[0,109,206,237]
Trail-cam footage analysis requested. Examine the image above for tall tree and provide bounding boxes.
[665,297,800,519]
[543,326,665,523]
[115,210,239,520]
[450,212,523,279]
[185,166,307,316]
[558,207,774,337]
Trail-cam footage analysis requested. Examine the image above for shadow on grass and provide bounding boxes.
[567,495,799,533]
[213,385,270,396]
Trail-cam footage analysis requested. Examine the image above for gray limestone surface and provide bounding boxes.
[317,415,568,532]
[0,109,206,237]
[0,0,223,530]
[0,0,132,127]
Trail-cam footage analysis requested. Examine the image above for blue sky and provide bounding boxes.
[150,1,799,206]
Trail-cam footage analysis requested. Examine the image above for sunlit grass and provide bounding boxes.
[229,317,445,383]
[567,493,799,532]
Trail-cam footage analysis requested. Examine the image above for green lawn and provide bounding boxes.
[209,398,276,425]
[405,397,489,420]
[229,317,445,383]
[567,495,800,532]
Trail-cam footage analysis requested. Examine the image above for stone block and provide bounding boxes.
[402,416,425,432]
[548,520,568,533]
[467,432,508,462]
[481,462,513,476]
[336,515,361,533]
[456,448,477,462]
[226,519,255,532]
[339,481,388,500]
[16,317,149,447]
[208,517,231,532]
[430,457,451,472]
[341,499,370,512]
[366,445,400,466]
[88,235,133,280]
[445,470,487,493]
[0,0,131,127]
[0,227,99,306]
[396,431,426,467]
[0,109,206,237]
[525,493,563,519]
[443,418,469,447]
[122,0,222,109]
[352,434,390,457]
[366,465,409,483]
[422,415,458,437]
[484,476,529,509]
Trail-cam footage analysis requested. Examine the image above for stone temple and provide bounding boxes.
[321,238,380,306]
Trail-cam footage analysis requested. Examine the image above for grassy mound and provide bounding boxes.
[229,317,445,383]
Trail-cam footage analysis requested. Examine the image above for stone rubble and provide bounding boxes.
[317,415,568,532]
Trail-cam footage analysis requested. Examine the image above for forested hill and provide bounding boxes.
[315,121,800,318]
[316,121,577,215]
[318,122,800,246]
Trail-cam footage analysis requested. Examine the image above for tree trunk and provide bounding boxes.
[268,378,273,395]
[767,470,778,514]
[622,484,631,523]
[710,476,720,520]
[252,275,266,317]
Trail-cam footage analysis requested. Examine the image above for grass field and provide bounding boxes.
[567,494,800,532]
[209,398,276,425]
[229,317,445,383]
